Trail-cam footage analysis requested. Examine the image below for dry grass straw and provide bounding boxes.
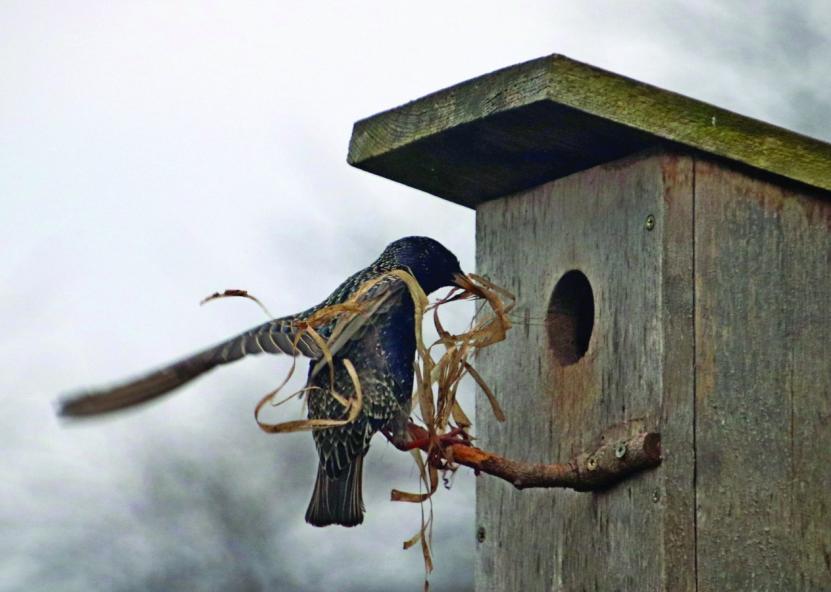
[200,289,274,318]
[236,270,514,583]
[248,270,513,438]
[392,272,513,581]
[251,271,406,432]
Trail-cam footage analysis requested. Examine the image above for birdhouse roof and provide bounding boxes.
[348,54,831,208]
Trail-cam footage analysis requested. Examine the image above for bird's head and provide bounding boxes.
[379,236,465,295]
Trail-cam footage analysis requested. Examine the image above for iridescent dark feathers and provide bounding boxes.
[57,236,464,528]
[58,236,461,417]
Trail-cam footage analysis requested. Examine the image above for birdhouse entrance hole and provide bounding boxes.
[547,270,594,365]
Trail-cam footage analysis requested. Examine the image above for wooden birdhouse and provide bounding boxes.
[348,55,831,591]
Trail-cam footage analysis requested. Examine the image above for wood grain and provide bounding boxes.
[694,158,831,591]
[474,150,695,591]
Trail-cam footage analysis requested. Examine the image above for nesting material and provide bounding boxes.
[200,288,274,318]
[251,271,514,440]
[393,272,514,576]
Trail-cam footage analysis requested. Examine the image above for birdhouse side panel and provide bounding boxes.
[694,159,831,591]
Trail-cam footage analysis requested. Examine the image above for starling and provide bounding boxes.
[58,236,465,527]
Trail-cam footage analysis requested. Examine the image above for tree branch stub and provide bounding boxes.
[391,426,661,492]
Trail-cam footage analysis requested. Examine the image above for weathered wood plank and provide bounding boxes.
[694,159,831,591]
[349,54,831,208]
[474,150,695,590]
[659,154,697,591]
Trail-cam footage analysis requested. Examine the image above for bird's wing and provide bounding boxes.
[307,277,413,478]
[309,276,408,379]
[57,316,320,418]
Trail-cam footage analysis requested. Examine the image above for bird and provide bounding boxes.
[58,236,466,527]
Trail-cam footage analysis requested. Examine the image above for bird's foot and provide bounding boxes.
[385,424,471,452]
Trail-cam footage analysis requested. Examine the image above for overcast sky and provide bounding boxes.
[2,2,830,591]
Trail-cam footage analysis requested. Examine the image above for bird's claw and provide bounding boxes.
[384,423,471,452]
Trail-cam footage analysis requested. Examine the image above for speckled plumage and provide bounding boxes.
[301,238,463,526]
[58,236,464,528]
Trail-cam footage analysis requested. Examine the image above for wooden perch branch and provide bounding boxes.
[392,425,661,492]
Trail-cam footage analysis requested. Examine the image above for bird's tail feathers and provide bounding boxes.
[305,457,365,527]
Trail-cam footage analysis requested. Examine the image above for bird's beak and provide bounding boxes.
[444,272,484,302]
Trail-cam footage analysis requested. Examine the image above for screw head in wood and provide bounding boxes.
[645,214,656,231]
[615,442,628,459]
